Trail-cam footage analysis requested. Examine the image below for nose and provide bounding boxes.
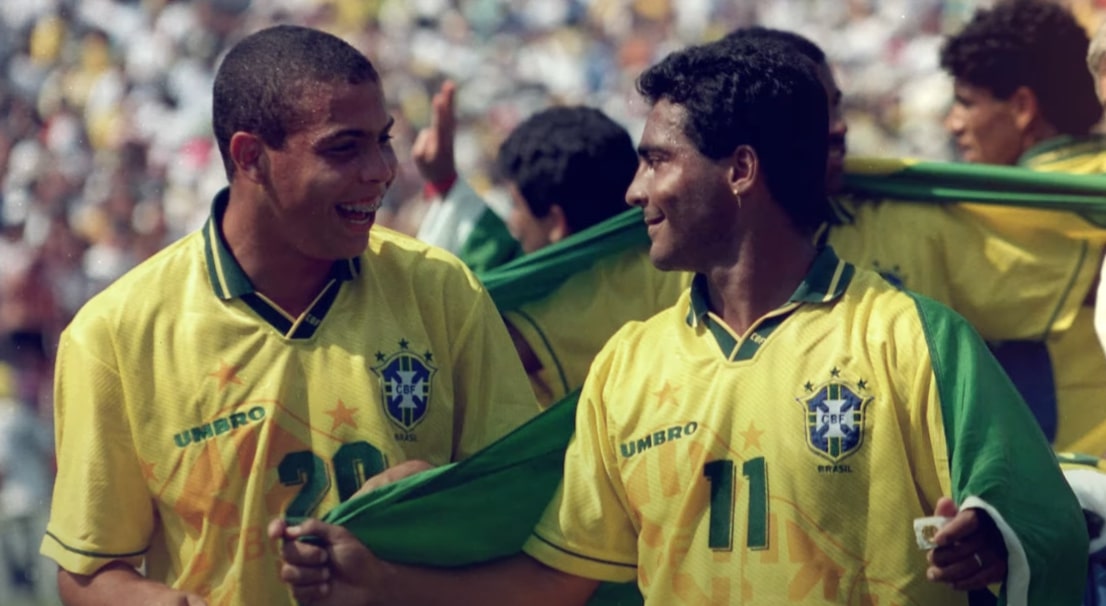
[943,106,963,134]
[625,163,647,208]
[360,142,397,184]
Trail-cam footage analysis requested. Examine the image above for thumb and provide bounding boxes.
[186,596,208,606]
[934,496,958,518]
[286,518,351,545]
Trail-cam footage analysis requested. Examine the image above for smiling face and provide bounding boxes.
[625,99,738,273]
[254,79,397,261]
[943,80,1024,165]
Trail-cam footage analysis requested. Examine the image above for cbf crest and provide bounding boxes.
[372,340,437,433]
[797,368,873,466]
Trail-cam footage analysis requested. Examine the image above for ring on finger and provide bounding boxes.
[973,552,983,568]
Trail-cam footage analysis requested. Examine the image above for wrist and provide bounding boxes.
[422,172,458,199]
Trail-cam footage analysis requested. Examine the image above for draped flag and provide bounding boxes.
[321,157,1106,604]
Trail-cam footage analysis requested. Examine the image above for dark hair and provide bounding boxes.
[723,26,826,65]
[495,106,637,233]
[212,25,380,178]
[940,0,1102,135]
[636,39,829,234]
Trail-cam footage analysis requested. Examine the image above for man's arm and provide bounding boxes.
[58,562,206,606]
[269,518,598,606]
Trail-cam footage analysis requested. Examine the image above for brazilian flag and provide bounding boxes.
[322,158,1106,604]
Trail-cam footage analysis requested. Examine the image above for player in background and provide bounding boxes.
[40,25,538,606]
[271,38,1086,606]
[938,0,1106,454]
[413,84,688,407]
[723,16,1105,455]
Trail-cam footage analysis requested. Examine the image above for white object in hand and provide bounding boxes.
[913,515,952,550]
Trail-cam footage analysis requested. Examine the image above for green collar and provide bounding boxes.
[1018,134,1106,168]
[684,247,855,362]
[202,188,361,301]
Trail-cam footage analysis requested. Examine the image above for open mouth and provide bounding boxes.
[337,200,382,224]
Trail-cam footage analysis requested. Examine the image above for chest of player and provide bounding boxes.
[123,313,457,514]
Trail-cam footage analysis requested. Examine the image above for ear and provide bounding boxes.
[728,145,758,197]
[229,132,267,184]
[545,204,570,244]
[1009,86,1041,133]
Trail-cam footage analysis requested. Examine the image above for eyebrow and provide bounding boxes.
[317,116,396,144]
[637,143,665,158]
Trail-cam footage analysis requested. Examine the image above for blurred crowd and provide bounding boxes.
[0,0,1104,600]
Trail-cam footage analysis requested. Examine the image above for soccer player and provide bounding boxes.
[413,83,688,407]
[723,21,1106,454]
[40,25,539,606]
[940,0,1106,453]
[271,39,1087,606]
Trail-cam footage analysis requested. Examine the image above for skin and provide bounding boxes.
[505,184,567,254]
[412,80,458,186]
[943,80,1055,166]
[223,78,397,315]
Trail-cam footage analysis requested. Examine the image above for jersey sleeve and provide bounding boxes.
[912,292,1088,605]
[504,249,690,408]
[447,274,541,460]
[414,179,489,256]
[522,333,639,583]
[40,321,154,574]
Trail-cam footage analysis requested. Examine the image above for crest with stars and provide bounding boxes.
[797,368,873,463]
[372,339,437,432]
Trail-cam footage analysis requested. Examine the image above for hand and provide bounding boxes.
[353,459,434,498]
[926,497,1008,591]
[269,518,385,606]
[412,80,458,188]
[155,592,207,606]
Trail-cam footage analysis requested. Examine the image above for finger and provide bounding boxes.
[927,535,988,567]
[281,561,331,585]
[927,551,987,583]
[934,508,980,546]
[435,80,456,133]
[949,560,1006,591]
[286,519,350,544]
[281,536,330,566]
[267,518,288,541]
[934,496,958,518]
[411,128,430,159]
[356,459,434,497]
[291,581,331,604]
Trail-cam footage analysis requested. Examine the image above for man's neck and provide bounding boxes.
[222,189,337,317]
[702,217,817,337]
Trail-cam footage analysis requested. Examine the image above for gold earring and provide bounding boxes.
[735,193,742,209]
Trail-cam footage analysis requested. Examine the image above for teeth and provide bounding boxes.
[339,201,381,213]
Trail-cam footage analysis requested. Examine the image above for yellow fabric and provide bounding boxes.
[827,199,1097,340]
[525,268,967,604]
[42,221,538,605]
[503,246,691,408]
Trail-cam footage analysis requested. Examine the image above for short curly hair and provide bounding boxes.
[495,106,637,233]
[940,0,1102,135]
[636,39,829,234]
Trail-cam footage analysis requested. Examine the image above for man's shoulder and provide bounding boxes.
[364,226,487,297]
[76,233,202,316]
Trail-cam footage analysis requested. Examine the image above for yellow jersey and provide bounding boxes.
[524,247,1085,605]
[504,245,691,408]
[41,190,539,605]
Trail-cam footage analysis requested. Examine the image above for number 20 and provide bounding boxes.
[279,441,386,518]
[703,457,768,550]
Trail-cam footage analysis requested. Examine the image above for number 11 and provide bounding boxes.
[703,457,768,551]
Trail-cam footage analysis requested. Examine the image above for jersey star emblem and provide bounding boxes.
[399,339,409,350]
[804,381,814,393]
[139,458,158,483]
[325,400,359,431]
[208,361,243,390]
[740,421,765,451]
[375,351,386,362]
[857,379,868,390]
[653,381,680,407]
[830,367,841,378]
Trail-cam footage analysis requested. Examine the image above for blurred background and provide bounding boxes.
[0,1,1104,604]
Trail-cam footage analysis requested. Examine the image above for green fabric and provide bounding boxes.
[911,292,1088,605]
[457,208,524,274]
[843,156,1106,227]
[479,208,647,311]
[322,393,643,604]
